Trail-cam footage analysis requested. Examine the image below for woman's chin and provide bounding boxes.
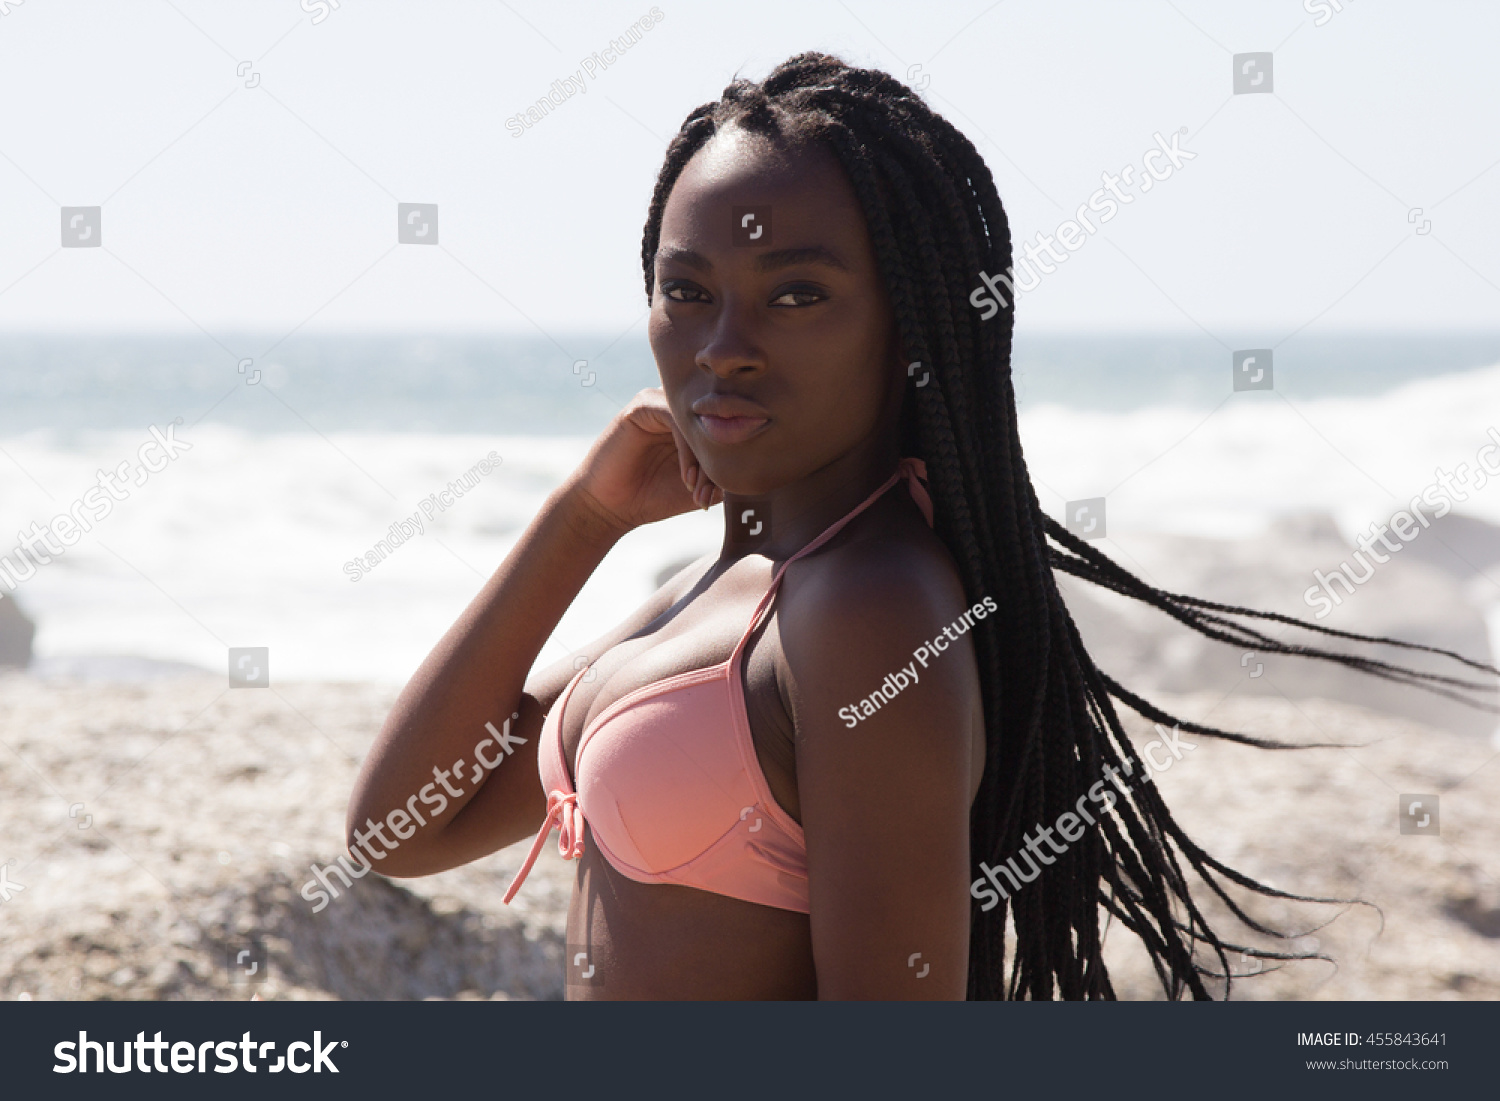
[700,466,783,500]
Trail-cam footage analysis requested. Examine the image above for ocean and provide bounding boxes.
[2,331,1499,683]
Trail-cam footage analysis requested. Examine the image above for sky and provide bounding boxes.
[0,0,1497,345]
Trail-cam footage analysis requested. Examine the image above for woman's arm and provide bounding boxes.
[346,389,721,877]
[779,535,983,1000]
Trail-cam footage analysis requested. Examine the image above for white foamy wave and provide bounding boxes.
[0,428,720,683]
[2,362,1497,683]
[1018,361,1500,540]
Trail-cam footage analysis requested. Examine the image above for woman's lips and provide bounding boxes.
[690,392,771,444]
[695,413,770,445]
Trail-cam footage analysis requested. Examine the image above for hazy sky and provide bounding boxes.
[1,0,1497,346]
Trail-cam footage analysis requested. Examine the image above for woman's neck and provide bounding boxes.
[718,437,905,562]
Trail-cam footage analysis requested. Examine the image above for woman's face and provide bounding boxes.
[648,127,902,497]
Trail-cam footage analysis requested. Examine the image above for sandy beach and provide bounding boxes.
[1,663,1496,1001]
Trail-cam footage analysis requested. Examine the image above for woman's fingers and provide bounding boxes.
[633,391,699,498]
[618,387,721,512]
[666,412,719,509]
[660,406,695,494]
[690,464,721,511]
[680,437,699,497]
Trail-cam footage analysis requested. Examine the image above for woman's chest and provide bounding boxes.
[555,581,801,821]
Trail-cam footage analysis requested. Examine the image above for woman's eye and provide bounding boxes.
[769,287,826,307]
[662,282,710,304]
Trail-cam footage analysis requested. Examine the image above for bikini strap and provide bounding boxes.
[731,457,932,659]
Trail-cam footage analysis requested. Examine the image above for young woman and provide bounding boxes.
[347,54,1496,1000]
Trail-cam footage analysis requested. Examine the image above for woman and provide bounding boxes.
[347,54,1496,1000]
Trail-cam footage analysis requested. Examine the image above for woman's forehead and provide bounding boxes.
[660,130,865,244]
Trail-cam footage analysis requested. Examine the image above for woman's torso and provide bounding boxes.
[547,484,976,999]
[557,548,817,999]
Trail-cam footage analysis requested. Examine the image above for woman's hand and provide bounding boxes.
[566,387,721,535]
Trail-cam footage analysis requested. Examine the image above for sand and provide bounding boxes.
[0,673,570,1001]
[1,668,1496,1001]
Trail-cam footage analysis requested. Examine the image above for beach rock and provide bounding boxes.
[1101,689,1500,1000]
[0,593,34,668]
[0,673,571,1002]
[1400,511,1500,580]
[27,655,212,681]
[1058,511,1500,739]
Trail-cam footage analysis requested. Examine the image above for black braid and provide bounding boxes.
[638,53,1500,1000]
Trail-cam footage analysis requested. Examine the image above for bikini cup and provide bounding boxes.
[502,458,934,913]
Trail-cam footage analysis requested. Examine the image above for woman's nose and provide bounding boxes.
[695,300,766,378]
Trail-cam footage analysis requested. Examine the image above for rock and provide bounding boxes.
[1100,690,1500,1000]
[1397,511,1500,581]
[0,674,572,1002]
[1058,511,1500,739]
[27,655,212,681]
[0,593,34,668]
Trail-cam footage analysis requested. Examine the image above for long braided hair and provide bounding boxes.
[638,53,1499,999]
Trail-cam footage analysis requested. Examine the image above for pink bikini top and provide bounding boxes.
[502,458,934,913]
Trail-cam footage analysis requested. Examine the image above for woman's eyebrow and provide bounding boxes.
[754,246,849,272]
[654,244,850,272]
[656,245,711,271]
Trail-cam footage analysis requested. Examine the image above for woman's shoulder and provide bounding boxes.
[776,503,972,649]
[770,498,984,747]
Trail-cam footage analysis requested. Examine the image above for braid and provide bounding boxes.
[638,52,1500,999]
